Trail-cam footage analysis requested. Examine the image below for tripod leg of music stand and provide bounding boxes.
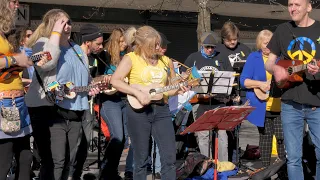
[208,130,211,158]
[214,130,218,180]
[236,125,240,165]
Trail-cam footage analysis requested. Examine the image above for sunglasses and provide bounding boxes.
[205,45,216,49]
[66,20,72,26]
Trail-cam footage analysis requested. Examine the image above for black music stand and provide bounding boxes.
[232,60,246,167]
[181,105,255,180]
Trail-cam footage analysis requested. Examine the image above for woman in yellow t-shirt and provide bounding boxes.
[0,0,35,179]
[111,26,188,180]
[240,30,285,168]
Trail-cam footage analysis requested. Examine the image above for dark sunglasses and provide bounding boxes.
[66,19,72,25]
[205,45,216,49]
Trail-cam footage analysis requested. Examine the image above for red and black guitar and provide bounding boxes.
[276,59,320,89]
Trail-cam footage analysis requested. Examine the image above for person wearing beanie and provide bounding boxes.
[181,32,231,161]
[69,23,104,180]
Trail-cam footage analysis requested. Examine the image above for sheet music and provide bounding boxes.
[191,71,235,95]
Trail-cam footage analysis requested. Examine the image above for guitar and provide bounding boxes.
[253,80,271,100]
[0,52,52,82]
[127,78,200,109]
[276,59,320,89]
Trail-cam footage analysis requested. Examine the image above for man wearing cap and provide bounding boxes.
[182,32,231,160]
[69,24,103,180]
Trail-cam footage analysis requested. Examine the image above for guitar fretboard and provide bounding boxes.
[155,81,189,94]
[72,84,99,93]
[30,54,45,62]
[288,61,315,74]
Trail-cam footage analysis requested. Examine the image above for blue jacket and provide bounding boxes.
[240,51,267,127]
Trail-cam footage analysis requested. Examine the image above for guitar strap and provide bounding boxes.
[68,41,92,78]
[33,67,56,104]
[285,22,311,61]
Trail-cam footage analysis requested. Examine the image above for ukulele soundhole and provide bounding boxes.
[149,89,156,96]
[287,67,293,75]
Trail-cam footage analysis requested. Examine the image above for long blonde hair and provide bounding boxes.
[125,26,161,59]
[105,28,124,66]
[0,0,15,34]
[27,9,69,47]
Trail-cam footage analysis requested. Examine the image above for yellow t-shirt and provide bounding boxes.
[262,55,280,112]
[0,35,23,91]
[127,52,170,86]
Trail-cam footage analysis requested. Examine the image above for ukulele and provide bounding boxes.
[127,78,200,110]
[47,79,108,101]
[276,59,320,89]
[0,52,52,82]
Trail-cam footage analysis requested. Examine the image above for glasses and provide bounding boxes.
[26,34,32,38]
[66,20,72,26]
[204,45,216,49]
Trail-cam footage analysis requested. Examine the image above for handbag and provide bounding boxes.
[241,144,261,160]
[0,99,21,133]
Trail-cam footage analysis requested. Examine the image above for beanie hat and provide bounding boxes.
[80,24,103,42]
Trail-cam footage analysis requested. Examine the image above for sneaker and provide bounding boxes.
[124,171,133,180]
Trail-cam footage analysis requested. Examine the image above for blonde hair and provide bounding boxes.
[221,21,239,42]
[0,0,15,34]
[27,9,69,47]
[256,30,273,50]
[125,26,161,59]
[105,28,125,66]
[124,27,136,47]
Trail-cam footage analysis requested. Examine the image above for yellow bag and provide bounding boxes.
[272,135,278,155]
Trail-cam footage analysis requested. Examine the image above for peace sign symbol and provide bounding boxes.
[287,37,316,64]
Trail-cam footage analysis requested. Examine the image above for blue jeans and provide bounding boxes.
[127,104,176,180]
[100,99,127,179]
[281,100,320,180]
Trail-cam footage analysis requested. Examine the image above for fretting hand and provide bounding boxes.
[35,52,48,67]
[307,59,319,75]
[88,87,100,96]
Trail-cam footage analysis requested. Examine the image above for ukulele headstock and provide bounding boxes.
[43,52,52,60]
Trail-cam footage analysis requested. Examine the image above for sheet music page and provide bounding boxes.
[191,71,235,95]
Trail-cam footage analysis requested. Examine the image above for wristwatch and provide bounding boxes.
[11,56,17,65]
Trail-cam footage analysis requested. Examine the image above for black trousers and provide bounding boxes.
[28,106,83,180]
[258,115,286,167]
[0,135,33,180]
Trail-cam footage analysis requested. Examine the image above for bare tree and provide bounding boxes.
[196,0,211,49]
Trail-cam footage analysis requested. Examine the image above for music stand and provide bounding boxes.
[180,105,255,180]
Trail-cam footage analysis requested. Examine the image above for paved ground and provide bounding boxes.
[80,120,263,179]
